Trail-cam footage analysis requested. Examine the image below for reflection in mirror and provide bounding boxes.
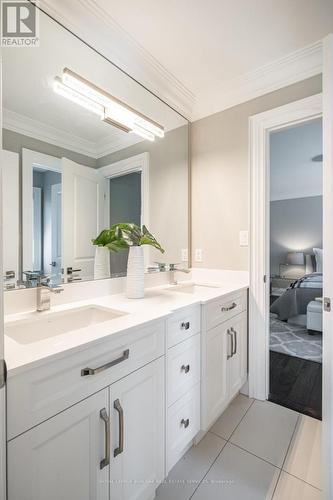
[22,150,62,286]
[1,5,189,289]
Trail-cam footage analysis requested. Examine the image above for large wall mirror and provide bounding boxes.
[1,6,189,290]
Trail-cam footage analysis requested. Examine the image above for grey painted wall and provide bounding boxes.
[270,196,323,276]
[3,129,96,167]
[191,75,322,271]
[98,125,189,264]
[109,172,141,276]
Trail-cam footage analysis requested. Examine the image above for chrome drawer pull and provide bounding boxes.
[227,329,234,359]
[100,408,110,469]
[81,349,129,376]
[181,418,190,428]
[221,302,237,312]
[181,321,190,330]
[114,399,124,457]
[181,364,190,374]
[231,327,237,355]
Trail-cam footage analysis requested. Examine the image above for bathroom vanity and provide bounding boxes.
[0,5,248,499]
[4,276,248,500]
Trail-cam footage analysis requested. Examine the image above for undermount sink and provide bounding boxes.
[5,305,128,345]
[168,283,220,294]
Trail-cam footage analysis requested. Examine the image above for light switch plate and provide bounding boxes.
[239,231,249,247]
[195,249,203,262]
[181,249,188,262]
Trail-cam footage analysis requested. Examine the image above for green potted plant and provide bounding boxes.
[92,223,164,298]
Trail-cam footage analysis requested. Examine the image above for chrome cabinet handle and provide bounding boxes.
[100,408,110,470]
[181,364,190,374]
[181,418,190,428]
[221,302,237,312]
[114,399,124,457]
[231,327,237,355]
[81,349,129,376]
[181,321,190,330]
[227,329,234,359]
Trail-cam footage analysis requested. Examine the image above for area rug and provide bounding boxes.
[270,315,322,363]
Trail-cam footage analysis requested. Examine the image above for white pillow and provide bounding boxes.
[313,248,323,273]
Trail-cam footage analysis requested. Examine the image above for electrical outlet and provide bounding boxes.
[195,248,203,262]
[181,249,188,262]
[239,230,249,247]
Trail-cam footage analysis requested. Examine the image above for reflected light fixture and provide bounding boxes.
[53,77,104,118]
[53,68,165,142]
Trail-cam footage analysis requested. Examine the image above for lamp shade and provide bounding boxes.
[287,252,305,266]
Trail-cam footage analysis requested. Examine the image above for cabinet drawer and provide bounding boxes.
[167,334,200,407]
[7,319,165,440]
[167,383,200,472]
[167,305,201,348]
[205,289,247,331]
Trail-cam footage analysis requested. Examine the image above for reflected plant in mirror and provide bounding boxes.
[93,224,164,299]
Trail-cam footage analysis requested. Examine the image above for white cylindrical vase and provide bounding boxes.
[94,246,111,280]
[126,246,145,299]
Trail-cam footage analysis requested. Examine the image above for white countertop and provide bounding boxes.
[4,277,248,377]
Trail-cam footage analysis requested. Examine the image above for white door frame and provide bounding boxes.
[249,93,322,401]
[22,149,61,274]
[249,91,331,495]
[322,34,333,500]
[99,152,150,267]
[98,152,150,230]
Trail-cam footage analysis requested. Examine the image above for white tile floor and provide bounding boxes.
[156,395,322,500]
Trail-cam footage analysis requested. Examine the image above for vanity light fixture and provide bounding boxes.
[53,77,105,118]
[55,68,165,141]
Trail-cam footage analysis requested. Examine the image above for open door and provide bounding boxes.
[62,158,108,282]
[322,34,333,500]
[0,159,7,500]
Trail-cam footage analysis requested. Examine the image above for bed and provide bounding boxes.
[270,272,322,322]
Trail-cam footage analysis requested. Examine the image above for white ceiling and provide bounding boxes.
[2,8,186,158]
[39,0,333,120]
[270,118,323,201]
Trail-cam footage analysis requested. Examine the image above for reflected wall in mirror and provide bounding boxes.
[1,6,189,289]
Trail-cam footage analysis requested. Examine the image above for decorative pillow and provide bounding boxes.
[313,248,323,273]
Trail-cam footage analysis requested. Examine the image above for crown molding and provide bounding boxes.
[29,2,324,122]
[38,0,195,120]
[192,40,323,121]
[3,109,98,158]
[3,109,143,160]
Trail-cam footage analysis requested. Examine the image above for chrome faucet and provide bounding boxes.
[36,276,64,312]
[169,264,190,285]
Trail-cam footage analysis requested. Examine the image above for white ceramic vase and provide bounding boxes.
[126,246,145,299]
[94,246,111,280]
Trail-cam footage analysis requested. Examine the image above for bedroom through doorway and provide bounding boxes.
[268,118,323,420]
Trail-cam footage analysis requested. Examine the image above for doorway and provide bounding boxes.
[109,172,142,277]
[268,118,323,419]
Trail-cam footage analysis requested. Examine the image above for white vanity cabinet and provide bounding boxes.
[8,388,109,500]
[166,304,201,472]
[8,358,164,500]
[201,290,248,431]
[108,357,164,500]
[6,285,249,500]
[7,321,165,500]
